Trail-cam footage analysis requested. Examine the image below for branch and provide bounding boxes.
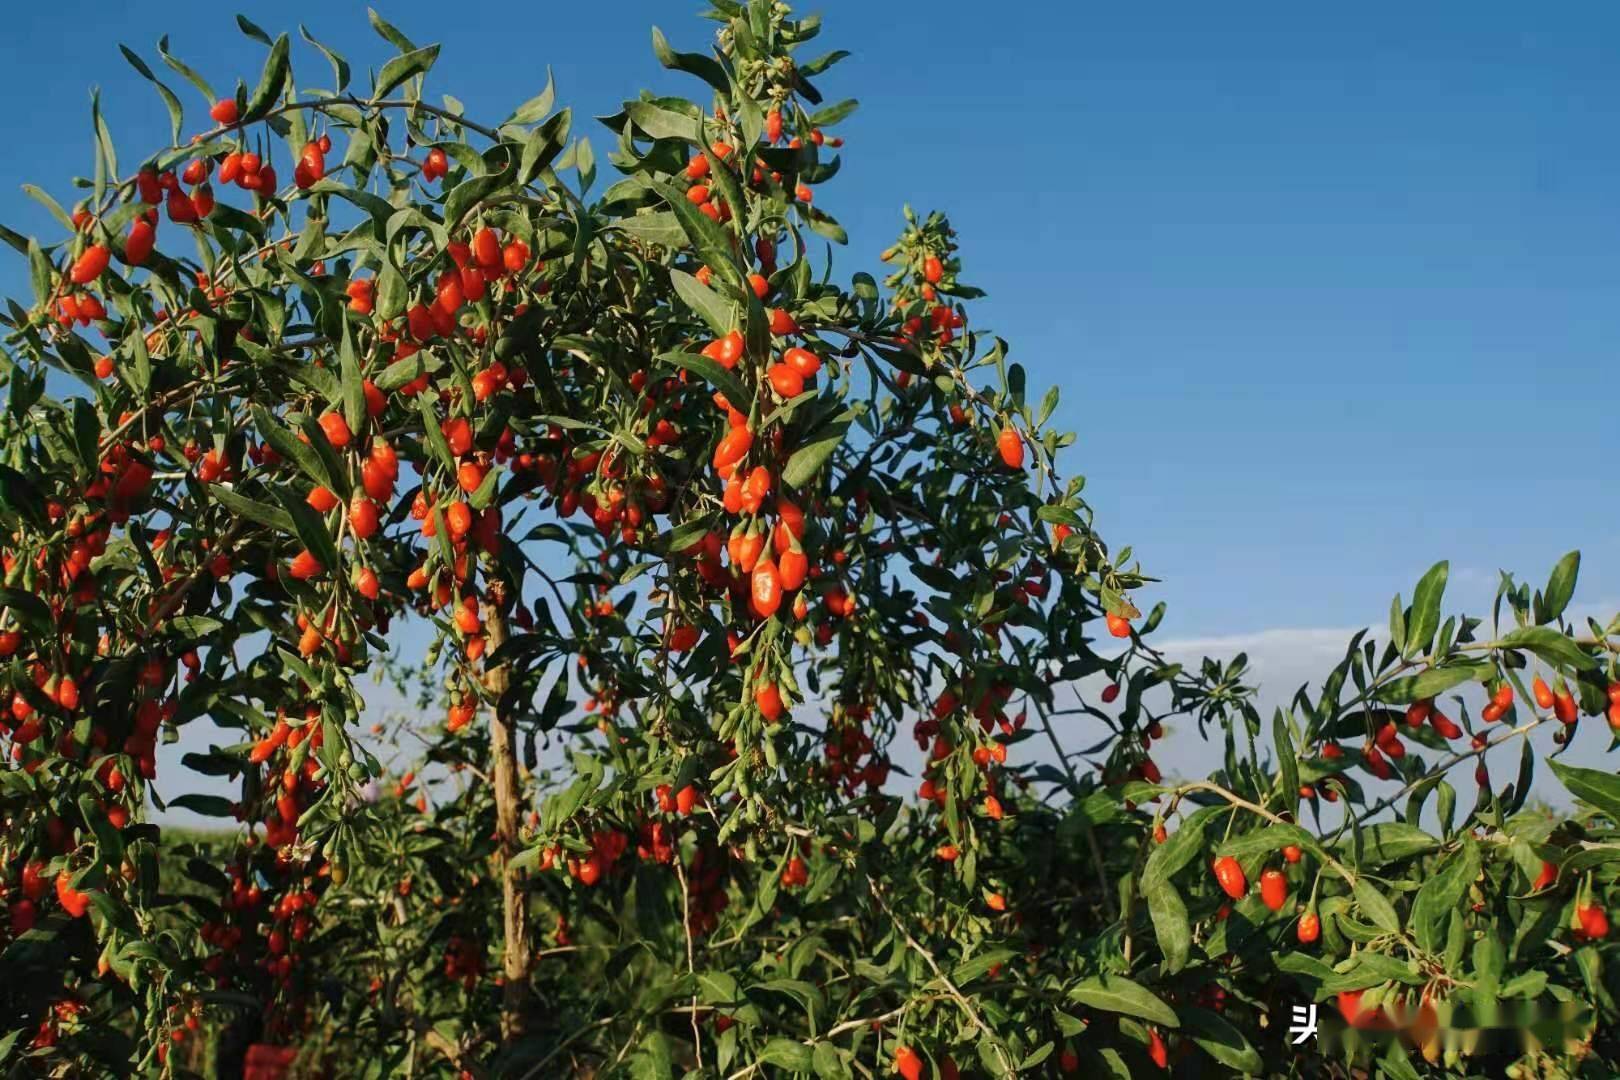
[865,874,1017,1079]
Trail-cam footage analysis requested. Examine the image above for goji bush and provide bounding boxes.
[2,4,1618,1078]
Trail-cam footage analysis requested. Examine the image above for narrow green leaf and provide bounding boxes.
[669,268,736,336]
[273,488,341,578]
[782,409,854,489]
[1540,550,1580,624]
[651,27,730,92]
[1404,560,1448,658]
[235,14,274,46]
[251,405,332,490]
[1339,823,1439,864]
[120,45,184,142]
[22,185,75,233]
[756,1039,814,1071]
[367,8,418,53]
[419,396,456,470]
[373,44,440,101]
[167,793,235,817]
[655,351,747,413]
[243,34,291,122]
[506,70,556,125]
[625,100,704,142]
[1068,974,1179,1028]
[1274,708,1299,816]
[1144,878,1191,974]
[1549,760,1620,824]
[1181,1007,1263,1073]
[1499,626,1597,673]
[157,35,216,101]
[650,178,740,286]
[1373,662,1490,705]
[300,25,352,92]
[809,99,859,126]
[1352,878,1402,935]
[443,163,514,230]
[207,483,295,535]
[1143,806,1218,886]
[339,319,365,432]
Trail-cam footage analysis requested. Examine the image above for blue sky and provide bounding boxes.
[2,3,1616,814]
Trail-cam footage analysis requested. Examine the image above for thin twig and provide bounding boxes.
[865,874,1016,1079]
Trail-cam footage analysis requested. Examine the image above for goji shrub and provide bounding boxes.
[1,5,1617,1078]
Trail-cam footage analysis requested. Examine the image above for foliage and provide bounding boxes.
[1,4,1619,1078]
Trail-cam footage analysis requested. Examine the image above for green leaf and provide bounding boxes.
[782,409,855,490]
[418,396,457,470]
[235,14,274,46]
[376,264,406,321]
[300,25,351,92]
[373,44,440,101]
[1352,878,1402,935]
[650,178,740,287]
[1068,974,1179,1028]
[1374,662,1490,705]
[1181,1007,1263,1073]
[668,268,736,336]
[168,615,225,641]
[651,27,730,92]
[506,70,556,125]
[1502,970,1548,999]
[1217,822,1321,861]
[158,35,216,101]
[168,793,234,817]
[339,319,365,433]
[373,352,430,392]
[1143,806,1217,886]
[809,99,859,126]
[298,415,350,499]
[757,1039,814,1071]
[519,110,570,184]
[1499,626,1597,673]
[1403,560,1448,658]
[1412,837,1478,950]
[1341,823,1439,864]
[307,180,393,231]
[119,45,184,142]
[801,205,847,244]
[70,399,98,474]
[0,588,52,635]
[0,465,47,527]
[811,1041,848,1080]
[615,211,686,248]
[799,50,850,77]
[1143,878,1191,974]
[626,99,704,142]
[1540,550,1580,624]
[251,406,332,490]
[443,163,514,230]
[22,185,75,233]
[948,948,1017,987]
[274,489,341,578]
[1323,951,1426,991]
[573,136,596,193]
[1274,708,1299,817]
[243,34,291,123]
[1549,760,1620,824]
[367,8,418,53]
